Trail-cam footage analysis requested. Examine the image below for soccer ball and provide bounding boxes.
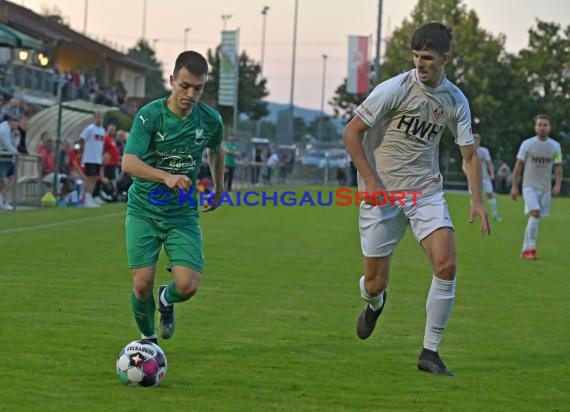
[116,340,167,386]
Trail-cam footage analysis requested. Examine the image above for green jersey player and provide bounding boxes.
[122,51,224,344]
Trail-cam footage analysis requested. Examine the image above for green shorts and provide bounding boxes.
[125,212,204,272]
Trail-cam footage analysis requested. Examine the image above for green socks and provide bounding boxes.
[130,291,156,337]
[163,280,190,304]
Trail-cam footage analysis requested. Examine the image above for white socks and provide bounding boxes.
[359,275,384,311]
[523,216,539,251]
[488,198,498,216]
[424,275,456,352]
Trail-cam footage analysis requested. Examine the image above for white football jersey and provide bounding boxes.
[517,136,563,191]
[477,146,491,181]
[81,123,106,164]
[354,69,474,198]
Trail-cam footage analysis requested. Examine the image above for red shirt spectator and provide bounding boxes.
[67,146,83,174]
[104,134,120,167]
[40,140,56,176]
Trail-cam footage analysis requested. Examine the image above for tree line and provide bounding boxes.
[126,0,569,165]
[330,0,570,172]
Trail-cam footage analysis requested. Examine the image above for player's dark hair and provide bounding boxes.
[533,113,550,124]
[410,22,453,54]
[173,51,209,77]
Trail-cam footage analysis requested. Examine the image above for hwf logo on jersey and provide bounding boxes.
[397,115,443,144]
[531,156,552,166]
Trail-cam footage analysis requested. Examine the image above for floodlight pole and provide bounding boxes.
[288,0,299,143]
[318,54,328,141]
[260,6,269,76]
[184,27,191,50]
[53,82,63,204]
[83,0,88,34]
[374,0,383,83]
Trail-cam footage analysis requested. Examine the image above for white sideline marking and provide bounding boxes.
[0,212,124,235]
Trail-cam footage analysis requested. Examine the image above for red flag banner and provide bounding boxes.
[347,35,369,94]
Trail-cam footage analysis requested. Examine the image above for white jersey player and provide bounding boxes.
[511,114,563,259]
[79,111,105,208]
[343,22,490,376]
[463,134,503,221]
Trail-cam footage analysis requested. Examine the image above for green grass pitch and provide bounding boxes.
[1,187,569,411]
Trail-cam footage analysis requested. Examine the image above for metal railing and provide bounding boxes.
[0,152,43,210]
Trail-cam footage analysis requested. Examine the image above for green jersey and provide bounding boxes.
[223,141,239,167]
[125,98,223,221]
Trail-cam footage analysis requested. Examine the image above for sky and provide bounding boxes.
[18,0,570,114]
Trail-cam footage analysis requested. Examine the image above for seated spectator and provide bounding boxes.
[60,139,86,206]
[40,138,73,199]
[39,138,56,177]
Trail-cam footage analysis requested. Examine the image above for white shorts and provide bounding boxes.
[468,177,493,195]
[522,186,551,216]
[359,192,455,257]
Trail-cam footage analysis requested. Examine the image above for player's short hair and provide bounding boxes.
[473,133,481,141]
[173,51,209,77]
[410,22,453,54]
[533,113,550,125]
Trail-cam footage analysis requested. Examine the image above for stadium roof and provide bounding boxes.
[27,100,119,155]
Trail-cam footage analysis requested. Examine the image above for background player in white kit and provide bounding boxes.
[511,114,563,260]
[79,111,106,208]
[463,133,503,221]
[343,22,490,376]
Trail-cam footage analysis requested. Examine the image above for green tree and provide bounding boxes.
[202,47,269,128]
[40,5,70,26]
[307,116,340,142]
[329,78,370,124]
[512,21,570,132]
[126,39,168,99]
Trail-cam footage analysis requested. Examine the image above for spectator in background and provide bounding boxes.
[37,131,49,157]
[102,123,120,201]
[1,98,27,120]
[88,76,101,103]
[0,114,20,210]
[16,115,29,154]
[39,138,56,177]
[222,134,240,191]
[278,151,290,184]
[41,138,72,199]
[497,161,512,194]
[79,111,105,207]
[116,129,128,160]
[61,139,86,206]
[251,144,263,185]
[266,150,279,184]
